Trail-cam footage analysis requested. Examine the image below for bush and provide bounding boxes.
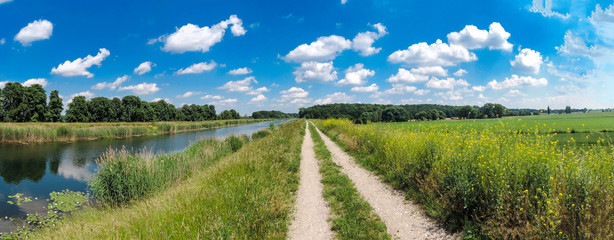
[252,129,270,140]
[226,135,244,152]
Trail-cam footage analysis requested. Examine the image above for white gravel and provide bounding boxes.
[288,122,333,240]
[313,124,457,240]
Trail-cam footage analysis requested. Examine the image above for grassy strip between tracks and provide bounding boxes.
[308,122,390,240]
[32,119,302,239]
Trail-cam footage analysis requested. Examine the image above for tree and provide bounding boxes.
[121,95,145,122]
[0,82,27,122]
[547,106,551,115]
[66,96,90,122]
[110,97,123,122]
[382,107,409,122]
[46,90,63,122]
[565,106,572,114]
[24,84,47,122]
[219,109,241,120]
[89,97,113,122]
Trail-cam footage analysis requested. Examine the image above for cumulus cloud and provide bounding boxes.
[250,94,267,102]
[414,89,430,96]
[447,22,513,51]
[384,84,417,94]
[505,89,527,97]
[487,75,548,89]
[218,76,257,92]
[152,98,172,103]
[530,0,570,19]
[228,67,252,75]
[0,0,13,4]
[247,86,269,95]
[590,3,614,23]
[134,61,154,75]
[555,31,607,58]
[280,87,309,101]
[283,35,352,62]
[201,94,223,100]
[337,63,375,85]
[23,78,47,87]
[388,39,477,67]
[410,66,448,76]
[425,77,469,89]
[472,85,486,92]
[352,23,387,56]
[175,61,217,75]
[213,98,238,105]
[0,38,5,45]
[118,82,160,94]
[51,48,110,78]
[351,83,379,92]
[14,19,53,46]
[92,75,129,90]
[155,15,246,54]
[314,92,354,105]
[67,91,94,104]
[387,68,429,83]
[511,48,543,74]
[453,69,468,77]
[0,81,7,88]
[176,91,202,98]
[293,61,337,83]
[436,90,463,101]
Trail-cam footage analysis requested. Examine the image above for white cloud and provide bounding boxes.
[215,98,238,105]
[176,91,202,98]
[337,63,375,85]
[118,82,160,95]
[23,78,47,87]
[293,61,337,83]
[410,66,448,77]
[201,94,223,100]
[436,90,463,101]
[352,23,387,56]
[387,68,428,83]
[284,35,352,62]
[472,85,486,92]
[0,38,5,45]
[505,89,527,97]
[67,91,95,104]
[0,81,7,88]
[0,0,13,4]
[453,69,468,77]
[414,89,430,95]
[228,67,252,75]
[250,94,267,102]
[530,0,570,19]
[134,61,154,75]
[247,86,269,95]
[510,48,543,74]
[351,83,379,92]
[92,75,129,90]
[590,3,614,23]
[176,61,217,75]
[218,76,257,92]
[373,84,417,97]
[156,15,245,54]
[280,87,309,101]
[51,48,110,78]
[14,19,53,46]
[425,77,469,89]
[314,92,354,105]
[341,0,347,4]
[447,22,513,51]
[487,75,548,89]
[555,31,607,58]
[152,98,172,103]
[388,39,477,67]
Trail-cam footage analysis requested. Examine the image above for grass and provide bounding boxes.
[33,119,303,239]
[0,119,266,143]
[315,118,614,239]
[308,122,390,240]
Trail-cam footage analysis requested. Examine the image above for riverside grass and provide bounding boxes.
[308,122,390,240]
[33,119,302,239]
[315,119,614,239]
[0,119,265,143]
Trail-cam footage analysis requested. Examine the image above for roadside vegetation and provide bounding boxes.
[308,123,389,240]
[31,119,302,239]
[0,119,264,143]
[315,118,614,239]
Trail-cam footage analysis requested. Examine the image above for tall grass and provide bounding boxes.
[309,123,389,239]
[33,119,303,239]
[0,119,265,143]
[316,119,614,239]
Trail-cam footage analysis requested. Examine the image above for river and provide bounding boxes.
[0,120,288,232]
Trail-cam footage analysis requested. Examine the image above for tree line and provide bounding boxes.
[251,110,298,119]
[0,82,246,122]
[299,103,538,123]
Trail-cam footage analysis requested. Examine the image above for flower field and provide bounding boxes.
[315,117,614,239]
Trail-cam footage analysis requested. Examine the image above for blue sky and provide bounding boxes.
[1,0,613,115]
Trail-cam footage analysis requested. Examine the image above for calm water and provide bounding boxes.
[0,120,288,232]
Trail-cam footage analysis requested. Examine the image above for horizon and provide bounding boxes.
[1,0,614,115]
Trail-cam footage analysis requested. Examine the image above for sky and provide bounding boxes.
[1,0,614,115]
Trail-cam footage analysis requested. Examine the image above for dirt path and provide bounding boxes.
[313,125,456,240]
[288,122,333,240]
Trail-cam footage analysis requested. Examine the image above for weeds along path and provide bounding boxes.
[313,126,455,240]
[289,122,333,240]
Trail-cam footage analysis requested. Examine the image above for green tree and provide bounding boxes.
[0,82,27,122]
[46,90,63,122]
[66,96,90,122]
[24,84,47,122]
[121,95,145,122]
[89,97,113,122]
[565,106,572,114]
[110,97,123,122]
[547,106,551,115]
[382,107,409,122]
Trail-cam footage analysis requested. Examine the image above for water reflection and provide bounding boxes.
[0,120,288,232]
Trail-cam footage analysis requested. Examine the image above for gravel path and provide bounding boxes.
[288,122,333,240]
[313,125,457,240]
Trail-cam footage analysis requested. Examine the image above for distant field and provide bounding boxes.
[378,112,614,145]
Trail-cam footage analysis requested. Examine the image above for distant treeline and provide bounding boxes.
[0,82,247,122]
[251,110,298,119]
[300,103,541,123]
